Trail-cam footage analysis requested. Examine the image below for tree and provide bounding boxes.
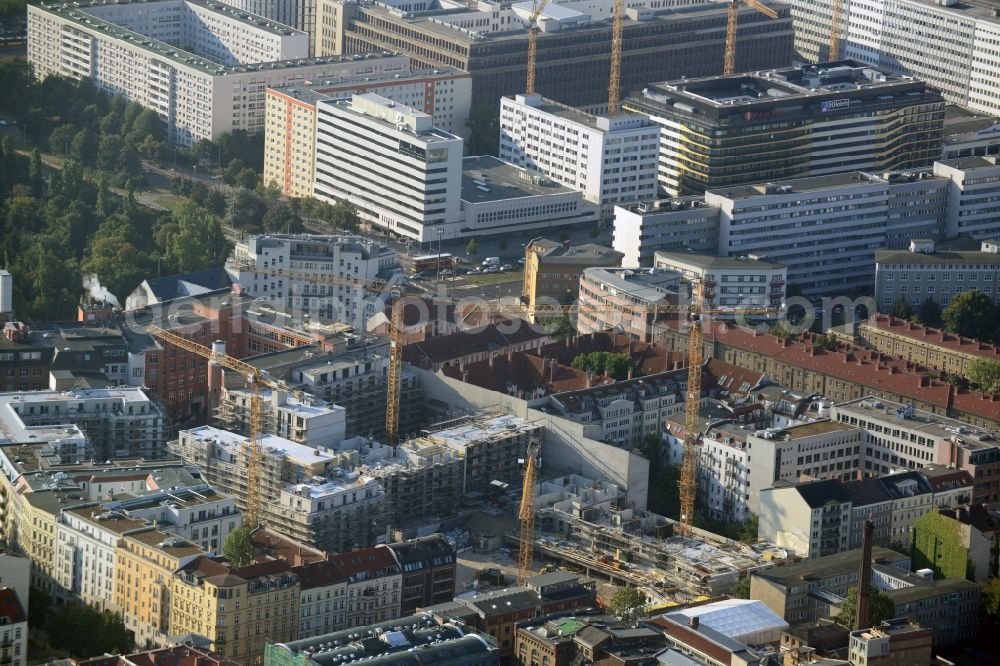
[891,297,913,320]
[164,201,227,273]
[465,104,500,156]
[225,187,267,231]
[97,134,125,172]
[545,314,576,342]
[943,290,1000,343]
[45,604,132,658]
[836,587,895,629]
[466,238,478,255]
[968,358,1000,394]
[224,525,254,567]
[28,148,44,198]
[732,576,751,599]
[262,199,304,234]
[70,128,98,166]
[918,298,942,328]
[737,514,759,543]
[49,123,77,156]
[570,351,636,380]
[607,586,647,622]
[983,577,1000,630]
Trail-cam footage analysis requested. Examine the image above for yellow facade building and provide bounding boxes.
[114,528,205,647]
[171,556,300,666]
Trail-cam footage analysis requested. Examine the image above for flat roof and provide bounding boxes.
[767,420,858,440]
[36,1,400,76]
[269,66,469,106]
[655,251,785,270]
[707,172,885,200]
[461,155,577,203]
[582,266,680,304]
[428,413,539,451]
[833,397,996,443]
[182,425,336,466]
[753,546,909,586]
[126,528,205,558]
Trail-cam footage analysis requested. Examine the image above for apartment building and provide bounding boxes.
[654,252,787,311]
[56,506,148,611]
[214,388,346,449]
[522,239,623,322]
[831,397,1000,502]
[292,559,347,639]
[103,486,241,554]
[750,547,911,624]
[317,0,793,108]
[788,0,1000,115]
[381,535,455,615]
[115,528,206,647]
[0,388,165,461]
[626,61,945,196]
[172,556,300,665]
[875,238,1000,312]
[263,69,472,197]
[499,93,660,214]
[326,547,401,629]
[854,314,1000,379]
[759,478,854,559]
[612,199,721,267]
[313,94,463,243]
[544,371,685,449]
[848,619,933,666]
[221,0,316,52]
[228,233,402,329]
[0,589,25,666]
[576,267,681,342]
[172,426,385,551]
[27,0,411,146]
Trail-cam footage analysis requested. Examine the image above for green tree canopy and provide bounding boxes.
[224,526,255,567]
[891,297,914,320]
[942,289,1000,343]
[983,577,1000,628]
[917,298,943,328]
[466,238,478,255]
[570,351,636,380]
[968,358,1000,394]
[465,104,500,156]
[45,604,132,658]
[607,586,647,623]
[732,576,751,599]
[836,587,895,629]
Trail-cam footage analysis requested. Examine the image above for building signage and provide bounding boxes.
[820,98,851,112]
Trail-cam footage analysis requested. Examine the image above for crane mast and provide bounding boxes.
[829,0,844,61]
[723,0,779,75]
[608,0,624,113]
[525,0,550,93]
[518,441,540,585]
[385,299,403,445]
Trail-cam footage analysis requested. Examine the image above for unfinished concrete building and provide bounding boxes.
[172,426,385,552]
[532,474,777,596]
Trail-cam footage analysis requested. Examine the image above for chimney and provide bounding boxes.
[627,367,634,380]
[855,519,874,631]
[586,370,594,388]
[690,616,699,629]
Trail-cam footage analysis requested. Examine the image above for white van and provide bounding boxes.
[482,256,501,267]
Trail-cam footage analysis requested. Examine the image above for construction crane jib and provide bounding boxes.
[518,440,541,585]
[148,325,303,528]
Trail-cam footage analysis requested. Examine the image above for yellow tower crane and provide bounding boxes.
[148,325,305,528]
[829,0,844,61]
[723,0,779,75]
[226,261,775,532]
[518,440,541,585]
[608,0,625,114]
[525,0,551,94]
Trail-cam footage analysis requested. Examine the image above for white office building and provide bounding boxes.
[789,0,1000,115]
[653,251,787,311]
[613,199,721,267]
[27,0,409,145]
[499,93,661,215]
[228,233,403,327]
[224,0,317,53]
[313,93,464,242]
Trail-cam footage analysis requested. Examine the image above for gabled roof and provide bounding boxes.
[863,315,1000,362]
[143,267,233,302]
[0,588,25,623]
[402,318,548,366]
[329,547,399,581]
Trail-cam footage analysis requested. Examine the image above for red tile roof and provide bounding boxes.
[441,352,613,395]
[402,318,549,367]
[328,546,399,582]
[691,321,1000,424]
[534,332,687,375]
[865,315,1000,361]
[0,588,25,623]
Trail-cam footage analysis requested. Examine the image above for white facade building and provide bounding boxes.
[499,93,661,215]
[613,199,721,267]
[789,0,1000,115]
[228,233,402,327]
[55,507,147,611]
[216,387,347,449]
[224,0,317,53]
[27,0,409,145]
[653,251,787,311]
[313,93,464,243]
